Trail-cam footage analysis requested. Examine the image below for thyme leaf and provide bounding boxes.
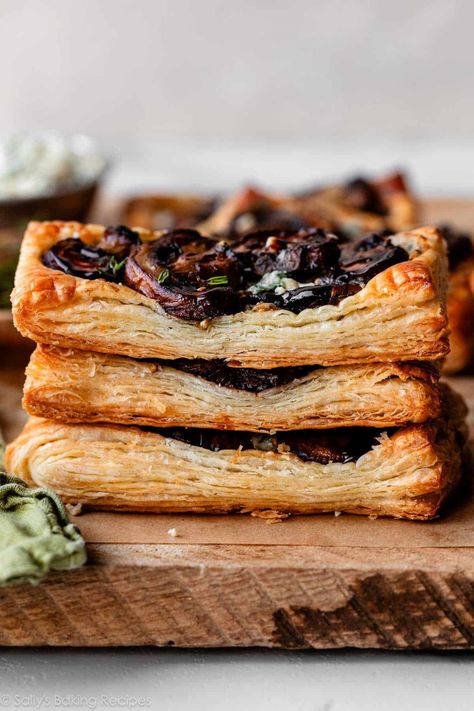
[206,275,228,286]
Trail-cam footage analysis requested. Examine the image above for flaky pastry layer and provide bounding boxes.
[24,345,441,431]
[5,387,466,520]
[12,222,449,367]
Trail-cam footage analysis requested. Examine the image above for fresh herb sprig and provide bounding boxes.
[207,275,229,286]
[157,269,170,284]
[109,256,127,276]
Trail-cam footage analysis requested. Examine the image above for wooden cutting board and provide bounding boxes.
[0,198,473,650]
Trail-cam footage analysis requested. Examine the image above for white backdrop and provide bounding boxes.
[0,0,472,190]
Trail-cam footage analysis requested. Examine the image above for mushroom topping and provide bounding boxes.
[167,426,385,464]
[42,225,141,281]
[170,358,313,392]
[242,229,341,279]
[42,225,411,320]
[124,229,242,320]
[340,232,409,283]
[343,177,387,216]
[96,225,141,258]
[42,238,122,280]
[278,428,381,463]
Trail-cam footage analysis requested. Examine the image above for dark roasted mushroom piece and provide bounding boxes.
[124,230,242,320]
[340,233,409,283]
[42,226,141,281]
[42,225,411,319]
[42,237,121,280]
[344,177,387,216]
[243,229,409,313]
[96,225,141,258]
[278,428,384,464]
[170,358,313,392]
[236,228,341,280]
[165,426,385,464]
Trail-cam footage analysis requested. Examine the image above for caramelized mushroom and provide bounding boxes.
[42,225,411,320]
[96,225,141,258]
[124,230,242,320]
[278,428,383,464]
[343,177,387,216]
[167,425,385,464]
[236,228,341,280]
[170,358,312,392]
[340,233,409,283]
[42,238,120,280]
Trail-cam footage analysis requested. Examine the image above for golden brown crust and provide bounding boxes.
[5,386,465,520]
[12,221,449,367]
[23,345,441,430]
[443,257,474,374]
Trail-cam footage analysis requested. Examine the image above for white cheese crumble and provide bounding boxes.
[250,434,277,452]
[248,270,315,296]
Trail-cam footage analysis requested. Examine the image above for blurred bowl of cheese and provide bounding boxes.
[0,132,106,347]
[0,132,107,229]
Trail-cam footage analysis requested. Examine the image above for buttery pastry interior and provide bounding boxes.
[5,386,466,520]
[24,345,442,431]
[12,221,449,367]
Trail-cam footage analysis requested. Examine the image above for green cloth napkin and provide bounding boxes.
[0,472,86,586]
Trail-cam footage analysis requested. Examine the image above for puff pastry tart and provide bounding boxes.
[196,185,333,237]
[195,172,417,239]
[24,345,441,431]
[12,221,448,367]
[120,171,416,238]
[5,386,466,520]
[287,172,418,238]
[123,193,216,232]
[439,226,474,374]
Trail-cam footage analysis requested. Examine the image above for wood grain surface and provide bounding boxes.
[0,198,473,649]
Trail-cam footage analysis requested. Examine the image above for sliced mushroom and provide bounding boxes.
[278,428,383,464]
[124,231,242,320]
[247,282,357,313]
[236,228,341,280]
[166,425,383,464]
[42,224,411,320]
[340,233,409,283]
[96,225,141,258]
[170,358,313,392]
[343,177,387,216]
[42,238,118,280]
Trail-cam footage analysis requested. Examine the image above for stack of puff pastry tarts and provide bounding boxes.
[5,220,467,519]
